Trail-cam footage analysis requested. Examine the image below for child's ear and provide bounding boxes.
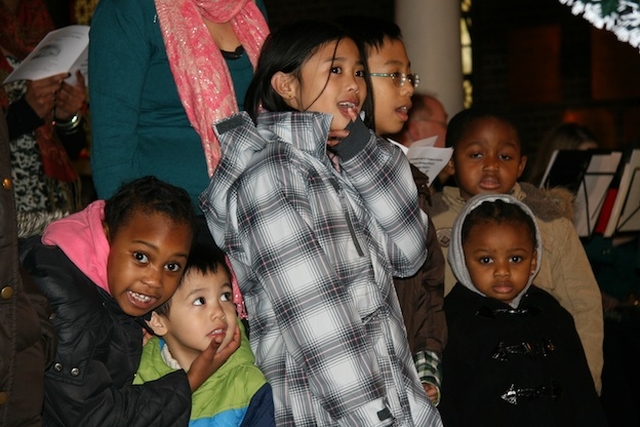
[271,72,298,107]
[444,158,455,177]
[517,155,528,179]
[102,221,110,243]
[146,312,168,337]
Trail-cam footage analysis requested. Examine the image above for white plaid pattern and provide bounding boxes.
[201,112,442,426]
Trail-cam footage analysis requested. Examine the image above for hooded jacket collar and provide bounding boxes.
[256,111,332,159]
[42,200,111,294]
[447,193,543,308]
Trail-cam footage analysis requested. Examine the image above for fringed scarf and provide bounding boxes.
[154,0,268,318]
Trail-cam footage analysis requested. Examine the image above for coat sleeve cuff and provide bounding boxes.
[331,116,371,162]
[414,350,442,405]
[6,96,44,140]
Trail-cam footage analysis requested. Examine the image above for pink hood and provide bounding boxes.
[42,200,111,294]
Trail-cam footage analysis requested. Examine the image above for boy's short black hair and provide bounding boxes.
[103,176,196,239]
[335,15,402,132]
[461,199,537,248]
[154,235,231,317]
[183,238,231,280]
[337,15,403,53]
[445,108,524,151]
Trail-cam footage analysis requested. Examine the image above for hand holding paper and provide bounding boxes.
[54,70,86,121]
[3,25,89,86]
[23,73,68,118]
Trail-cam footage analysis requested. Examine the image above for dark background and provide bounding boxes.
[50,0,640,171]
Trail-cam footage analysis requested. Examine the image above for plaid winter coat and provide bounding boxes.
[201,111,442,427]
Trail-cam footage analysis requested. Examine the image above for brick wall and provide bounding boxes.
[264,0,394,29]
[469,0,640,171]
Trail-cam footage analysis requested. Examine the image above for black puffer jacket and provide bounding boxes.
[0,114,56,427]
[19,239,192,426]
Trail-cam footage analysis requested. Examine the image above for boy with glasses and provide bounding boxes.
[340,15,447,406]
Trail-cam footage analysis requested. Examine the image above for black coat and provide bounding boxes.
[20,239,192,426]
[0,112,56,427]
[439,284,607,427]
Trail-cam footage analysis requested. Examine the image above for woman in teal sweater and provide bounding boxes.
[88,0,269,211]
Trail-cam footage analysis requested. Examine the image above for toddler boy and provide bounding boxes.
[136,239,275,426]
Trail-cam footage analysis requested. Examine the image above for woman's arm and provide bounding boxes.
[88,0,152,199]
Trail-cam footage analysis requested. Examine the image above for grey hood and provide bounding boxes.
[448,193,543,308]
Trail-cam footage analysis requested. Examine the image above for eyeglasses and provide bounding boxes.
[369,72,420,88]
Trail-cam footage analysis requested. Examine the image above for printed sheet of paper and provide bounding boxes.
[389,137,453,187]
[3,25,89,86]
[540,149,623,237]
[406,137,453,187]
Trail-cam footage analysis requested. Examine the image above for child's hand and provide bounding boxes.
[346,106,358,122]
[327,107,358,147]
[187,324,241,392]
[327,129,350,147]
[423,383,440,404]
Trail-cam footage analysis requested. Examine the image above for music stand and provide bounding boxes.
[540,149,623,238]
[603,149,640,237]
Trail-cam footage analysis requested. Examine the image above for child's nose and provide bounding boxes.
[494,262,511,277]
[141,267,162,287]
[401,80,414,97]
[346,75,360,93]
[483,156,500,171]
[210,303,226,320]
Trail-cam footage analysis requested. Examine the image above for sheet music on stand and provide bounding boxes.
[540,149,623,238]
[603,149,640,237]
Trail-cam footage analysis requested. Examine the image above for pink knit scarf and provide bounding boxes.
[154,0,269,176]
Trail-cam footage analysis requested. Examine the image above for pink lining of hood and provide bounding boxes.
[42,200,111,294]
